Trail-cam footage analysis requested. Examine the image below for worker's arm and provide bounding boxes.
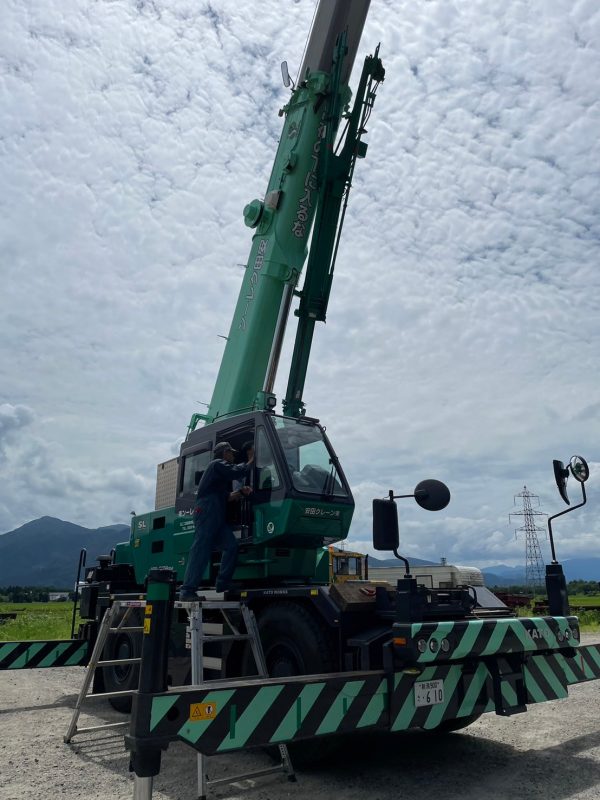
[228,485,253,502]
[214,458,253,480]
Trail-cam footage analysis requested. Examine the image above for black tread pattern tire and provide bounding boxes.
[252,602,340,766]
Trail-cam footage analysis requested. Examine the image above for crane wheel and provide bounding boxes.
[250,601,341,766]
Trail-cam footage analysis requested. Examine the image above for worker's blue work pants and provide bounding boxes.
[180,497,238,594]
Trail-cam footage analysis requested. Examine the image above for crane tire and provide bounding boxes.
[249,601,340,766]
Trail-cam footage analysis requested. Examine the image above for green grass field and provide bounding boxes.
[1,597,599,643]
[568,595,600,609]
[0,602,78,641]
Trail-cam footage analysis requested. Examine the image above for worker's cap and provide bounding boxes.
[214,441,236,456]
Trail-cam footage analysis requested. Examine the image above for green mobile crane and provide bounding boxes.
[112,0,384,591]
[3,1,599,776]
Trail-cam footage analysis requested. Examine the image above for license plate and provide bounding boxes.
[414,679,444,707]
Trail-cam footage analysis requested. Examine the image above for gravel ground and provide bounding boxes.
[1,635,600,800]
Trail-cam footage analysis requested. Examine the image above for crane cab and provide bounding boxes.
[121,411,354,587]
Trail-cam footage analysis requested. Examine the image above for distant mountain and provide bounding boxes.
[482,559,600,587]
[368,556,437,568]
[2,516,598,588]
[0,517,130,588]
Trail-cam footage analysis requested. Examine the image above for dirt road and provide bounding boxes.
[1,635,600,800]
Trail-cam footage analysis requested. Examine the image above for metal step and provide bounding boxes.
[86,689,137,699]
[97,657,141,667]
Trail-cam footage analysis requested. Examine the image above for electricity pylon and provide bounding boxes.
[510,487,546,595]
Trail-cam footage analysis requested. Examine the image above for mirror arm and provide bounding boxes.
[393,548,411,577]
[547,482,587,563]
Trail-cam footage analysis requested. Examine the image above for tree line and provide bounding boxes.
[490,580,600,596]
[0,586,74,603]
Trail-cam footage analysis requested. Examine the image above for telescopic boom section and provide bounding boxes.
[201,0,373,428]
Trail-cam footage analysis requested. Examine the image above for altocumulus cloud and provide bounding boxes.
[1,0,599,566]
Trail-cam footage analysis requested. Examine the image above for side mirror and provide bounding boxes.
[547,454,589,564]
[570,455,589,483]
[281,60,292,88]
[372,498,399,551]
[554,455,589,505]
[372,479,451,553]
[414,479,451,512]
[553,460,570,505]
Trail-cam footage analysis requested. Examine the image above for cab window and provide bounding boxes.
[181,450,211,495]
[255,427,281,491]
[271,416,348,497]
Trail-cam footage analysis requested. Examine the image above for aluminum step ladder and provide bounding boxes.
[179,598,296,799]
[64,598,145,743]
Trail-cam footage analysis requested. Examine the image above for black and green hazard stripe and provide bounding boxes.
[386,649,580,731]
[143,672,388,755]
[138,643,600,754]
[553,644,600,684]
[0,640,90,669]
[393,616,580,664]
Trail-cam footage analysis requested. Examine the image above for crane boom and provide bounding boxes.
[198,0,377,428]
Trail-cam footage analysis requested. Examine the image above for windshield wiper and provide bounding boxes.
[321,463,336,498]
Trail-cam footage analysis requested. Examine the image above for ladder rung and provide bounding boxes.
[208,764,285,787]
[72,721,129,734]
[175,600,243,609]
[97,657,141,667]
[86,689,137,699]
[109,626,144,632]
[201,623,223,635]
[198,634,251,643]
[201,657,222,670]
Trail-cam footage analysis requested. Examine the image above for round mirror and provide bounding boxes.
[414,479,451,512]
[570,455,589,483]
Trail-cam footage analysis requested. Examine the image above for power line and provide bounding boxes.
[510,486,547,595]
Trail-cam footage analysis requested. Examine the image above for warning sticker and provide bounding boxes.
[145,604,153,616]
[143,618,151,635]
[189,702,217,721]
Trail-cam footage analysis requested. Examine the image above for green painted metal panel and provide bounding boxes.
[457,662,488,718]
[448,619,484,660]
[356,678,388,728]
[530,657,568,700]
[315,680,365,735]
[554,652,580,685]
[206,73,335,423]
[0,643,19,661]
[64,645,89,667]
[151,695,180,733]
[270,682,326,742]
[218,685,285,751]
[0,639,89,670]
[9,643,46,669]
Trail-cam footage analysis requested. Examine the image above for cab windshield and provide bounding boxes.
[271,416,348,498]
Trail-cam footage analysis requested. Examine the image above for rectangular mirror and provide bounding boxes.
[372,499,399,551]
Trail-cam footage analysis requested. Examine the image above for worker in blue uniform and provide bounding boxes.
[179,441,253,600]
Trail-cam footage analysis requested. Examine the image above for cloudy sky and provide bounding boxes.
[1,0,599,567]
